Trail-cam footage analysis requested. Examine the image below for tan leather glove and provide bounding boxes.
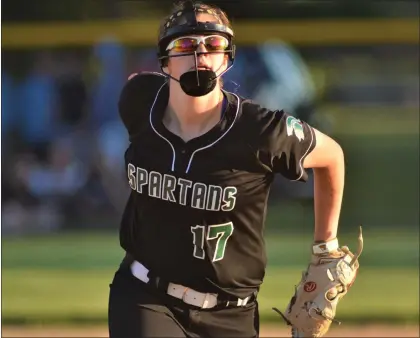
[273,226,363,337]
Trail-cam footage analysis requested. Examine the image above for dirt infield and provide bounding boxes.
[2,324,419,337]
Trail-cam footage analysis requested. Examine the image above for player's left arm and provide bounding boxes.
[303,127,344,243]
[256,109,344,243]
[258,109,362,336]
[266,112,363,337]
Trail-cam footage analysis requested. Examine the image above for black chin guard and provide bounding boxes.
[179,69,217,97]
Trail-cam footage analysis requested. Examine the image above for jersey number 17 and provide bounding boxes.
[191,222,234,262]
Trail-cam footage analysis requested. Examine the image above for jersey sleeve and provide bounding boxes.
[257,109,316,182]
[119,72,167,138]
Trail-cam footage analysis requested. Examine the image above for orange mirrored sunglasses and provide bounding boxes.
[166,35,229,53]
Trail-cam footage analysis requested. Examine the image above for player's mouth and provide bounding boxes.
[191,65,211,71]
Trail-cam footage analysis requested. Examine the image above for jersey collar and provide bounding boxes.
[149,82,240,173]
[150,82,240,150]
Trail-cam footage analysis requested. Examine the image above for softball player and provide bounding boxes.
[108,1,361,337]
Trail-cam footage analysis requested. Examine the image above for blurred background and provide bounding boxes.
[1,0,419,336]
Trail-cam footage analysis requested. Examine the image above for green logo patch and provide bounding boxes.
[286,116,305,142]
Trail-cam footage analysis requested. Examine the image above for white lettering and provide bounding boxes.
[127,164,237,212]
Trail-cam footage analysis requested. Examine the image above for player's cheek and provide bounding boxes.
[213,55,227,72]
[167,58,181,76]
[176,56,192,73]
[222,54,229,70]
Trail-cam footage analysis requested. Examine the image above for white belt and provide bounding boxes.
[130,260,251,309]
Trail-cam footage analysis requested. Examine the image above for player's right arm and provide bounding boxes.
[118,72,167,138]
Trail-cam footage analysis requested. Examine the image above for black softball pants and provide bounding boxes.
[108,265,260,338]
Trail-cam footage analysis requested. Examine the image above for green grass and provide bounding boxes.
[2,231,123,270]
[2,267,418,325]
[2,230,419,325]
[2,269,111,325]
[336,134,419,228]
[321,106,419,135]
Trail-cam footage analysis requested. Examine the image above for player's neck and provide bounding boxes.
[164,83,223,141]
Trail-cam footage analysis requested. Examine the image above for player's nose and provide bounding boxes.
[195,53,210,67]
[196,43,208,53]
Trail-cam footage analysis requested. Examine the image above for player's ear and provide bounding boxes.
[164,60,171,75]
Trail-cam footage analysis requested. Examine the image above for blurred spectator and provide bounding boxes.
[2,150,63,236]
[17,138,88,202]
[90,38,126,128]
[97,120,128,172]
[94,119,130,214]
[16,52,57,163]
[5,137,93,233]
[55,54,96,171]
[55,55,89,133]
[1,72,17,138]
[223,46,272,97]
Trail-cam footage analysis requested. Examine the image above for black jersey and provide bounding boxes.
[118,72,316,299]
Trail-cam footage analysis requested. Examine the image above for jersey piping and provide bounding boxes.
[148,81,177,172]
[293,122,315,181]
[149,85,241,174]
[185,91,240,173]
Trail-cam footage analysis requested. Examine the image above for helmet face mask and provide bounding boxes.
[157,1,236,97]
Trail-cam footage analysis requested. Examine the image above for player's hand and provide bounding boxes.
[273,226,363,337]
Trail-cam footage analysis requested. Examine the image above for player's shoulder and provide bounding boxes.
[119,72,168,136]
[121,71,167,98]
[231,96,292,152]
[236,97,286,130]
